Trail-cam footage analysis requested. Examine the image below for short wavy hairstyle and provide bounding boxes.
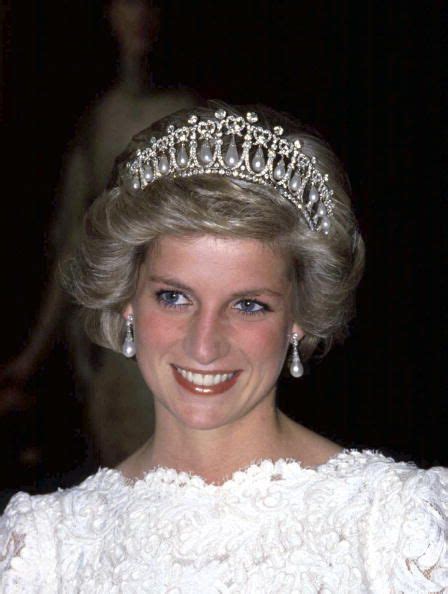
[63,102,365,362]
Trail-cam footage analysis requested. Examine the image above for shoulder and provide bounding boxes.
[0,490,61,589]
[329,451,448,592]
[0,469,120,590]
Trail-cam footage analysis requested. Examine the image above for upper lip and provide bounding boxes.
[172,364,240,375]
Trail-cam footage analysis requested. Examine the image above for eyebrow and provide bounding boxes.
[147,274,284,299]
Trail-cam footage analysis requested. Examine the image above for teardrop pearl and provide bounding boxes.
[142,164,153,183]
[199,140,213,165]
[122,338,136,358]
[123,174,140,193]
[224,136,239,169]
[317,204,328,218]
[321,216,331,233]
[176,144,188,168]
[158,154,170,175]
[251,146,266,172]
[308,186,319,205]
[288,172,301,193]
[273,159,286,180]
[290,357,304,378]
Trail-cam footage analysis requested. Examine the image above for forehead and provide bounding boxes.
[144,235,292,286]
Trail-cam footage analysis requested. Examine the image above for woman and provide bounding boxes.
[1,103,447,592]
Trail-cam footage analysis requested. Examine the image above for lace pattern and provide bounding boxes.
[1,451,447,593]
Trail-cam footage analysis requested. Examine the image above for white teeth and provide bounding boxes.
[192,373,204,386]
[203,375,214,386]
[175,367,235,387]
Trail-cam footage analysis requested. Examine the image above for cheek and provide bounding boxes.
[237,320,289,364]
[133,307,182,353]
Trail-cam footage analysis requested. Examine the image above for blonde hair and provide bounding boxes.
[63,102,365,361]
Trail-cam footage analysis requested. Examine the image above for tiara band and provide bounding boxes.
[119,108,334,234]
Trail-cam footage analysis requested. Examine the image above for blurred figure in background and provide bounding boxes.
[3,0,198,467]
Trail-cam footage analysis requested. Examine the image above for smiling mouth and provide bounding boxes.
[172,365,241,395]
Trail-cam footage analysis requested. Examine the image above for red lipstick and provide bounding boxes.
[171,365,240,396]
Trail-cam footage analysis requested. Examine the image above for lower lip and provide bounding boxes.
[172,366,240,396]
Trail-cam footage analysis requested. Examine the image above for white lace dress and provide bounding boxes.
[1,450,447,593]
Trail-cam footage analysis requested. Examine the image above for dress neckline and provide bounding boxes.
[102,448,378,492]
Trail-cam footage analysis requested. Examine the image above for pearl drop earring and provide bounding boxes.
[122,314,136,358]
[289,332,303,378]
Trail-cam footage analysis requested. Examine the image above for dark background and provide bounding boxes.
[0,1,445,505]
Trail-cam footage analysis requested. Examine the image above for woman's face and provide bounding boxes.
[125,235,302,431]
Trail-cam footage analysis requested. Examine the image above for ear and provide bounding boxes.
[123,303,133,319]
[291,322,305,341]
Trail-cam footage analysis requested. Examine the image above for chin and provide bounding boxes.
[171,401,235,431]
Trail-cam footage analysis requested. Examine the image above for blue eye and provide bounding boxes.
[156,290,190,308]
[234,299,268,315]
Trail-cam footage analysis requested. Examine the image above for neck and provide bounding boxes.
[129,404,299,485]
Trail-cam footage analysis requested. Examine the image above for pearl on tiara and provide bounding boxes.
[120,109,335,234]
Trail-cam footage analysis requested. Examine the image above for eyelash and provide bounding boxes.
[156,290,190,310]
[155,290,271,317]
[233,299,271,316]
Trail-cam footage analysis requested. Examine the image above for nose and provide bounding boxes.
[183,308,230,365]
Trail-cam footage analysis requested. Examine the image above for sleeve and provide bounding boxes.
[365,464,448,593]
[0,492,56,592]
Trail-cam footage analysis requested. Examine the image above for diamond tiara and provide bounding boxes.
[119,108,335,234]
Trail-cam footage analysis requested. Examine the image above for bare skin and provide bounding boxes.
[117,235,341,485]
[118,413,342,485]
